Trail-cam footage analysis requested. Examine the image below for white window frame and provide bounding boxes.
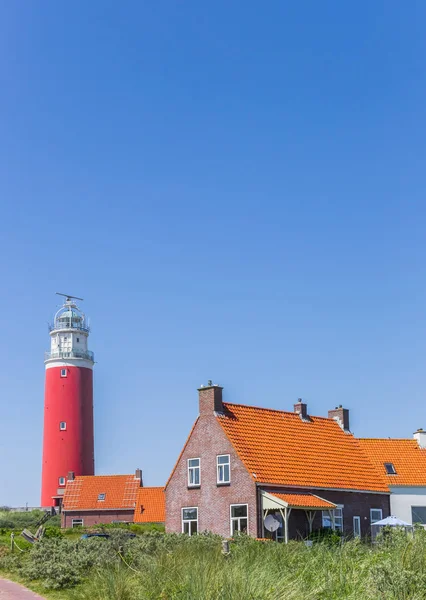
[334,505,344,531]
[217,454,231,484]
[353,516,361,538]
[411,506,426,524]
[59,422,67,431]
[182,507,198,535]
[71,519,83,528]
[322,505,343,530]
[58,476,66,486]
[60,369,67,378]
[230,503,249,536]
[187,458,200,487]
[370,508,383,524]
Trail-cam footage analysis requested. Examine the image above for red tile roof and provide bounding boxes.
[217,403,389,493]
[133,487,165,523]
[62,475,141,511]
[269,492,336,509]
[357,438,426,486]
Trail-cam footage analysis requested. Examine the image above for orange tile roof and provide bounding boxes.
[63,475,141,511]
[270,492,336,509]
[217,403,388,493]
[133,487,165,523]
[357,438,426,486]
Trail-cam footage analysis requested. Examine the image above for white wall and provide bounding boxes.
[390,486,426,524]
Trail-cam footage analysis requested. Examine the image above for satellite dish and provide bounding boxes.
[264,513,281,532]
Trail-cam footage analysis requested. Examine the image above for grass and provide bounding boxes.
[2,528,426,599]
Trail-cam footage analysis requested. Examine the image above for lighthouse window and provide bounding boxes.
[58,477,66,486]
[59,422,66,431]
[61,369,67,378]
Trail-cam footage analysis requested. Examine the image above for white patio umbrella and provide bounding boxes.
[373,515,411,527]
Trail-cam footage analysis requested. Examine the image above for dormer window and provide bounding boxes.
[98,493,106,501]
[384,463,397,475]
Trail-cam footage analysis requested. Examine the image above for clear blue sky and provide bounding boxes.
[1,1,426,506]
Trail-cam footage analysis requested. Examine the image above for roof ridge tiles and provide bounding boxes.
[74,474,134,478]
[357,437,414,442]
[222,401,332,421]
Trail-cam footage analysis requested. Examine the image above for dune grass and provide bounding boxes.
[2,528,426,599]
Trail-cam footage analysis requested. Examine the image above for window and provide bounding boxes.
[58,477,66,486]
[182,507,198,535]
[98,493,106,501]
[353,516,361,538]
[411,506,426,524]
[370,509,383,524]
[59,422,66,431]
[188,458,200,487]
[322,505,343,531]
[76,337,80,343]
[334,506,344,531]
[72,519,83,528]
[217,454,230,484]
[384,463,397,475]
[230,504,248,535]
[60,369,67,378]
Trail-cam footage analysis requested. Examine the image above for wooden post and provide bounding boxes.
[262,509,266,538]
[10,532,14,553]
[284,507,292,543]
[305,510,316,534]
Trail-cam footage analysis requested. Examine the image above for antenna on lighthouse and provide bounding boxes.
[55,292,84,302]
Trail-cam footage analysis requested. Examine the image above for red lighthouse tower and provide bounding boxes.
[41,294,95,507]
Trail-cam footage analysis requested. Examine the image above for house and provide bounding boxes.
[165,383,390,541]
[61,469,164,528]
[358,430,426,526]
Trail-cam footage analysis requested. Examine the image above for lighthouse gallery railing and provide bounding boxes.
[44,349,95,362]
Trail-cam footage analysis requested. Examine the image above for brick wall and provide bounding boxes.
[262,487,390,539]
[166,389,257,537]
[62,509,135,528]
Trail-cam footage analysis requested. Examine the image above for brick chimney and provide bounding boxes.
[294,398,308,420]
[414,428,426,448]
[67,471,75,481]
[328,405,350,432]
[135,468,143,486]
[198,381,224,416]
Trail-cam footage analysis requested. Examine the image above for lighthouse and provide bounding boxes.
[41,294,95,507]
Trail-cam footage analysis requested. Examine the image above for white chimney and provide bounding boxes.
[414,429,426,448]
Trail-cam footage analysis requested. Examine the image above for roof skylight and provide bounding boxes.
[384,463,397,475]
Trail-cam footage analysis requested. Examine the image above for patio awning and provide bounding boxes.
[261,491,337,511]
